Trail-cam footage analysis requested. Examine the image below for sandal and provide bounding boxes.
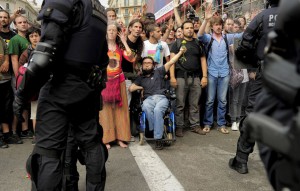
[203,126,211,133]
[191,127,206,135]
[218,127,229,134]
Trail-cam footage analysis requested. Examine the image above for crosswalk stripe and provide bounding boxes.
[129,141,185,191]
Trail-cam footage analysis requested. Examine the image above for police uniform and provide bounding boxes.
[229,0,279,173]
[249,0,300,189]
[13,0,109,190]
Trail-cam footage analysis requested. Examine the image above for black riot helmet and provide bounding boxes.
[276,0,300,40]
[265,0,280,8]
[266,0,279,5]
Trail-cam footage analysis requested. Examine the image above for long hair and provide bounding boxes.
[107,21,123,49]
[127,19,144,62]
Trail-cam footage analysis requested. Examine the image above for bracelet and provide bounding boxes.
[203,76,207,78]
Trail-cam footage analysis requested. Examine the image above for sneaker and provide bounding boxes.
[231,122,238,131]
[229,157,248,174]
[0,137,9,148]
[236,122,240,129]
[5,134,23,144]
[155,140,164,150]
[175,128,184,137]
[20,130,34,139]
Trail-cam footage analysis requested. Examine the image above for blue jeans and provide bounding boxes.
[142,95,168,139]
[204,74,230,127]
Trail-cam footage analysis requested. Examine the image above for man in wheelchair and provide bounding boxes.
[129,48,186,150]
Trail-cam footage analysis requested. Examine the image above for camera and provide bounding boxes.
[18,7,26,14]
[187,9,195,20]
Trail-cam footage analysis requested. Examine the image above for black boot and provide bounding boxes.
[229,157,248,174]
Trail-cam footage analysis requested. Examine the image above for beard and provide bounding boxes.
[142,68,154,75]
[2,24,9,28]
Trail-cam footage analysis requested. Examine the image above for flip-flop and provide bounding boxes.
[218,127,229,134]
[203,127,211,133]
[191,127,206,135]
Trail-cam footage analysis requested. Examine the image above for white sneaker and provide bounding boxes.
[231,122,238,131]
[236,122,240,130]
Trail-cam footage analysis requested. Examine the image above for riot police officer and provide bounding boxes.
[247,0,300,189]
[228,0,280,174]
[13,0,109,190]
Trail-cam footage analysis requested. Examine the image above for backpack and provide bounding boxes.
[15,48,38,101]
[16,48,33,90]
[16,65,27,90]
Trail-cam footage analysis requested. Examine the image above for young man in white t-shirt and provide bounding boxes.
[142,23,170,68]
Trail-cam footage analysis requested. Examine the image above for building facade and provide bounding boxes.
[108,0,144,26]
[0,0,40,26]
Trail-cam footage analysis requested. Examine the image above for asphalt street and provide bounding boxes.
[0,129,273,191]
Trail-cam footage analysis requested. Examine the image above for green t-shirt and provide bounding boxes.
[8,34,29,57]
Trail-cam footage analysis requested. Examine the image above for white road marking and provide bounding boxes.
[129,141,185,191]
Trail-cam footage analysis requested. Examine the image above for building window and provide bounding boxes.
[125,18,129,26]
[116,9,119,15]
[6,3,9,10]
[125,8,129,15]
[134,8,137,13]
[124,0,129,6]
[134,0,138,5]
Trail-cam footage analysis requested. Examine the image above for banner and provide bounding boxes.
[146,0,187,20]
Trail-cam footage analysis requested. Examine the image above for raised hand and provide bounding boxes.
[168,17,175,30]
[204,2,213,20]
[142,4,147,15]
[173,0,180,8]
[118,31,127,43]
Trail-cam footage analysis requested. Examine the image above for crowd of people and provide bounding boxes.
[0,1,257,155]
[2,0,298,190]
[102,2,254,151]
[0,8,39,148]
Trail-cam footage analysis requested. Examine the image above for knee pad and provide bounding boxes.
[83,144,106,184]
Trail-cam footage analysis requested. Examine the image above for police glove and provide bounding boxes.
[13,96,25,122]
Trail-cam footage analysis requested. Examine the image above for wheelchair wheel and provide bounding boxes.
[163,125,173,146]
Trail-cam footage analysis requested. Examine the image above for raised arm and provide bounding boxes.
[164,46,186,72]
[118,31,133,58]
[161,18,175,42]
[173,0,182,27]
[198,3,213,36]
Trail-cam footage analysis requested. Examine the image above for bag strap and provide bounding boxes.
[206,37,214,58]
[206,34,230,63]
[223,34,230,66]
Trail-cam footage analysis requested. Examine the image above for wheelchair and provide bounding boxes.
[138,89,177,146]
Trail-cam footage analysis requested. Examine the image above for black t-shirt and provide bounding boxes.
[170,38,205,78]
[122,38,139,78]
[0,30,16,45]
[134,66,166,99]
